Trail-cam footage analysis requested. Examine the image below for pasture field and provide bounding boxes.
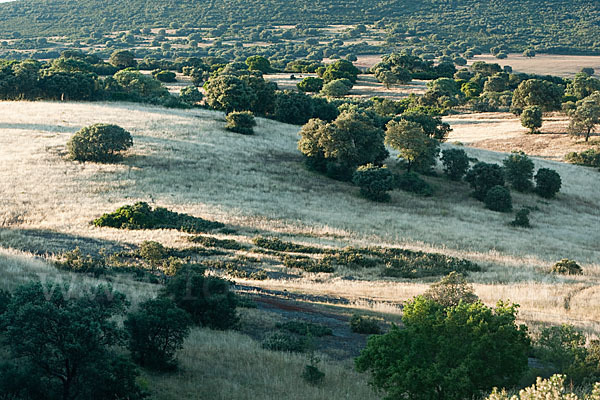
[353,53,600,77]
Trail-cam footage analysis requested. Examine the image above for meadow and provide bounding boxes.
[1,100,599,343]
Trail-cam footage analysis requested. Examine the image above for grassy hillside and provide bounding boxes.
[1,0,600,53]
[0,100,599,334]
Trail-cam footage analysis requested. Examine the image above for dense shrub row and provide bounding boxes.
[93,202,225,233]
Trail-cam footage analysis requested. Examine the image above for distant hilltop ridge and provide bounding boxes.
[0,0,599,54]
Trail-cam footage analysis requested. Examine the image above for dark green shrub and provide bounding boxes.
[153,70,176,82]
[302,364,325,385]
[162,265,238,329]
[484,185,512,212]
[534,324,600,386]
[465,162,505,200]
[565,148,600,168]
[93,202,224,233]
[551,259,583,275]
[321,78,352,97]
[323,249,379,269]
[125,297,192,371]
[535,168,562,198]
[297,77,323,93]
[352,164,394,202]
[179,86,203,105]
[188,235,246,250]
[55,247,107,276]
[0,289,11,318]
[276,320,333,337]
[252,236,322,253]
[225,110,256,135]
[138,240,168,267]
[503,151,534,192]
[520,105,543,133]
[511,208,531,227]
[262,331,307,352]
[423,272,479,308]
[67,123,133,162]
[283,255,334,273]
[350,314,381,334]
[394,172,433,196]
[441,148,470,180]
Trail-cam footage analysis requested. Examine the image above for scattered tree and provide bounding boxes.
[440,148,470,180]
[109,49,136,69]
[225,111,256,135]
[535,168,562,198]
[385,120,438,172]
[356,297,530,400]
[67,123,133,162]
[296,77,323,93]
[567,92,600,142]
[503,151,534,192]
[423,271,478,308]
[125,297,192,371]
[484,185,513,212]
[465,162,505,200]
[520,105,543,133]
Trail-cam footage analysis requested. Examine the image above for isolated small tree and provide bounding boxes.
[67,123,133,162]
[225,111,256,135]
[352,164,395,202]
[551,259,583,276]
[465,162,505,200]
[125,297,192,371]
[568,92,600,142]
[385,120,438,172]
[441,148,470,180]
[503,151,534,192]
[521,105,543,133]
[297,77,323,93]
[582,67,596,76]
[423,271,478,308]
[535,168,562,198]
[484,185,513,212]
[376,70,399,89]
[523,49,536,58]
[511,208,531,228]
[109,49,136,69]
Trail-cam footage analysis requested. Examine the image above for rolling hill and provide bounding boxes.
[1,0,600,53]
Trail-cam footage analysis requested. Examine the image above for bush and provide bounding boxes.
[352,164,394,202]
[302,364,325,385]
[503,151,534,192]
[179,86,203,105]
[423,271,479,308]
[565,148,600,168]
[551,259,583,275]
[534,324,599,386]
[465,162,505,200]
[356,298,530,400]
[138,240,168,267]
[321,78,352,97]
[535,168,562,198]
[125,297,192,371]
[162,265,238,329]
[262,331,307,352]
[486,375,600,400]
[251,236,322,253]
[225,110,256,135]
[297,77,323,93]
[93,202,224,233]
[441,148,470,180]
[394,172,433,196]
[188,235,246,250]
[484,185,512,212]
[55,247,107,276]
[283,255,334,273]
[511,208,531,227]
[350,314,381,334]
[67,123,133,162]
[153,70,176,82]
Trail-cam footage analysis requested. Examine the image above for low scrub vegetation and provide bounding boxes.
[67,123,133,162]
[93,202,224,233]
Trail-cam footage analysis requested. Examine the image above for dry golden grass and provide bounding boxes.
[0,100,599,334]
[445,112,600,161]
[145,328,378,400]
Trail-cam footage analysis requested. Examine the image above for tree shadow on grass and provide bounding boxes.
[0,227,133,256]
